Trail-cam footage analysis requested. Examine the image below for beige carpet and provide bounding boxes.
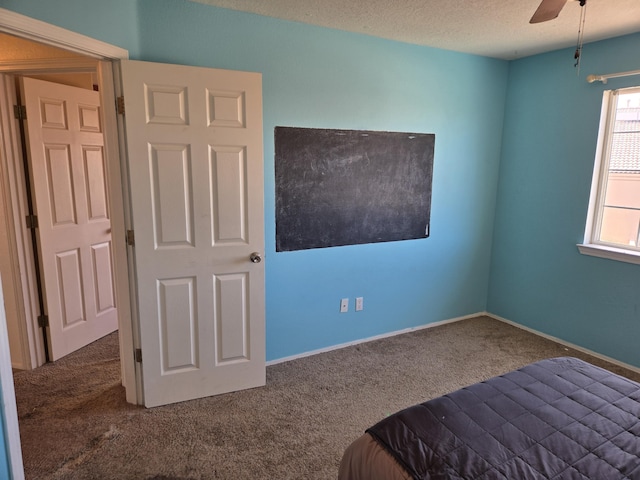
[13,316,640,479]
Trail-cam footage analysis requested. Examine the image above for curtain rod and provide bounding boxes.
[586,69,640,84]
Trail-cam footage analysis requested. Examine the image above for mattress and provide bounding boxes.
[339,357,640,479]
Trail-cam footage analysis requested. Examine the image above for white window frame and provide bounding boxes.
[578,86,640,265]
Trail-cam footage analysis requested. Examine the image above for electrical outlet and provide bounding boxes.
[340,298,349,313]
[355,297,364,311]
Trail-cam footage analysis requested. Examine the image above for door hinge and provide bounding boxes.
[134,348,142,363]
[116,96,125,115]
[126,229,135,246]
[25,214,38,229]
[38,315,49,328]
[13,104,27,120]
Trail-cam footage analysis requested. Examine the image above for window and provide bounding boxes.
[579,87,640,264]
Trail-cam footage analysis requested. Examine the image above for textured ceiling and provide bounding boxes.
[189,0,640,60]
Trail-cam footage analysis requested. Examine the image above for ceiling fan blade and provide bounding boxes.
[530,0,569,23]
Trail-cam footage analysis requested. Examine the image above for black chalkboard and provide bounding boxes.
[275,127,434,251]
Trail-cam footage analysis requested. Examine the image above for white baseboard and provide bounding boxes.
[268,311,640,376]
[266,312,484,366]
[486,312,640,375]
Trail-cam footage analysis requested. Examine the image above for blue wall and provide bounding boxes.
[2,0,508,361]
[2,0,640,475]
[1,1,638,367]
[488,32,640,367]
[135,0,508,359]
[0,0,142,57]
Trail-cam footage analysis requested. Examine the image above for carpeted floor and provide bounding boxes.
[13,315,640,479]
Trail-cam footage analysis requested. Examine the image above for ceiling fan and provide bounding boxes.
[530,0,586,23]
[530,0,589,69]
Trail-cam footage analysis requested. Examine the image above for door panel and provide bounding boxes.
[211,146,247,242]
[84,146,109,220]
[216,272,248,362]
[91,242,115,313]
[21,77,118,360]
[150,144,194,246]
[120,60,265,407]
[56,249,85,327]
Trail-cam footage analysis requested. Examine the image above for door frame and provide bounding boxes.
[0,9,136,479]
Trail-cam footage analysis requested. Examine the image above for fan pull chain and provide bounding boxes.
[574,0,587,73]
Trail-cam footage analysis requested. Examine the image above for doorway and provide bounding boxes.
[5,66,121,368]
[0,12,136,396]
[0,14,135,404]
[0,34,122,364]
[0,12,136,478]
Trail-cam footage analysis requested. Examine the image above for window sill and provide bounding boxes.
[577,243,640,265]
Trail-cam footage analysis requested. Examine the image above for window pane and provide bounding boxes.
[598,91,640,248]
[600,205,640,247]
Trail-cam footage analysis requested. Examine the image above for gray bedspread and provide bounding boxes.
[366,357,640,479]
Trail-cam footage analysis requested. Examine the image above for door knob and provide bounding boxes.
[249,252,262,263]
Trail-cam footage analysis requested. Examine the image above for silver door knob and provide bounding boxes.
[250,252,262,263]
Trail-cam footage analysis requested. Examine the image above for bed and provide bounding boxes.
[338,357,640,479]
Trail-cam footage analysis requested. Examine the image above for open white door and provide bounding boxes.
[120,60,265,407]
[20,77,118,361]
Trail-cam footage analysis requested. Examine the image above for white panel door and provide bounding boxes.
[21,77,118,361]
[120,60,265,407]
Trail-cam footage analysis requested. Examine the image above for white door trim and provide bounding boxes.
[0,56,100,73]
[97,60,139,403]
[0,9,132,479]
